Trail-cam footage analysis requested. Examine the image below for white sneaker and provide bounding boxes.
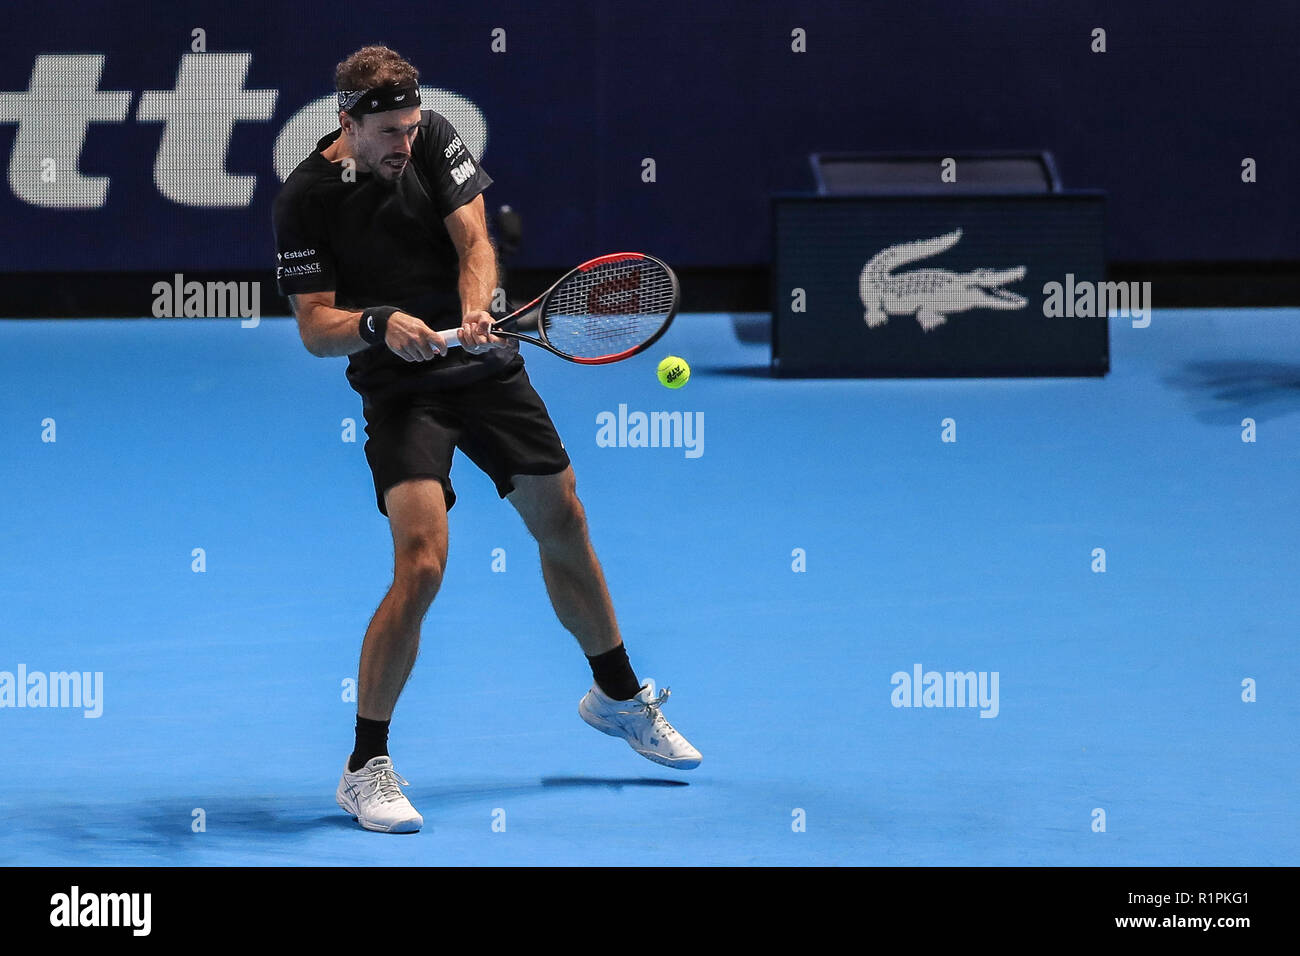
[579,679,702,769]
[335,755,424,833]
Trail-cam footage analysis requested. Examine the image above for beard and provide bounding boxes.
[371,164,402,189]
[367,153,409,189]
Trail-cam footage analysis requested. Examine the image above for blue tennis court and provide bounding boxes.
[2,308,1296,866]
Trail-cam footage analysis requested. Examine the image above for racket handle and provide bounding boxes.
[434,328,463,348]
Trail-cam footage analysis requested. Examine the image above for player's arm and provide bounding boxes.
[289,290,446,362]
[445,194,506,353]
[275,186,444,362]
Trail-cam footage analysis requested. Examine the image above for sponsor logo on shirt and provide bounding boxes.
[450,158,476,186]
[279,262,322,278]
[282,248,316,260]
[443,135,464,158]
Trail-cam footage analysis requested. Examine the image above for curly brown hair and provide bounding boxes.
[334,45,419,94]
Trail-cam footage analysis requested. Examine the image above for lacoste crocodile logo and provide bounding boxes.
[858,228,1027,332]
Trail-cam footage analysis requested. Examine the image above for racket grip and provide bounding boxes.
[435,328,462,348]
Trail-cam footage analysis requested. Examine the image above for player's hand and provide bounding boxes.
[460,310,508,355]
[384,311,448,362]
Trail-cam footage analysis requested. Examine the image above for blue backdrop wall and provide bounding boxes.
[1,0,1295,272]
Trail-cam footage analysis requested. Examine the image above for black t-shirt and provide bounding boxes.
[272,109,519,405]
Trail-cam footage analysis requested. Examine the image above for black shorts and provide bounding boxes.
[362,356,571,516]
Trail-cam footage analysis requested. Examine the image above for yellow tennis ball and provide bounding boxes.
[657,355,690,389]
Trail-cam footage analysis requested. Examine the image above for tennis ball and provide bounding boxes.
[657,355,690,389]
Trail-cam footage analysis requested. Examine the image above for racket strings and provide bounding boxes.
[542,259,675,359]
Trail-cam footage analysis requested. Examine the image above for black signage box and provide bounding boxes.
[772,192,1108,377]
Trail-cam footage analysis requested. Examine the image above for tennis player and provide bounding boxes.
[272,46,700,833]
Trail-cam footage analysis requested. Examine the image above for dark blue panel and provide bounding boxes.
[774,194,1108,375]
[0,0,1295,271]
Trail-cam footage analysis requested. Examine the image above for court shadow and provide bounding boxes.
[406,776,687,804]
[12,778,691,860]
[540,776,688,789]
[9,795,346,862]
[138,797,347,843]
[1163,360,1300,424]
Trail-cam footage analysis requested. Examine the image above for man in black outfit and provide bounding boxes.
[272,46,700,833]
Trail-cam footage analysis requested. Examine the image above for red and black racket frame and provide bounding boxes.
[489,252,680,365]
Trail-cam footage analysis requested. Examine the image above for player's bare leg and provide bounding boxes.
[358,478,449,720]
[509,466,701,769]
[508,467,621,656]
[336,478,448,832]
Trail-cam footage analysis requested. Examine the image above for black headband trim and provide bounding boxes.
[338,84,421,117]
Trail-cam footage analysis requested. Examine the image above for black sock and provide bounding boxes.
[587,644,641,701]
[349,716,390,772]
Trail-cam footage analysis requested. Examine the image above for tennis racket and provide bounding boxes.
[436,252,679,364]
